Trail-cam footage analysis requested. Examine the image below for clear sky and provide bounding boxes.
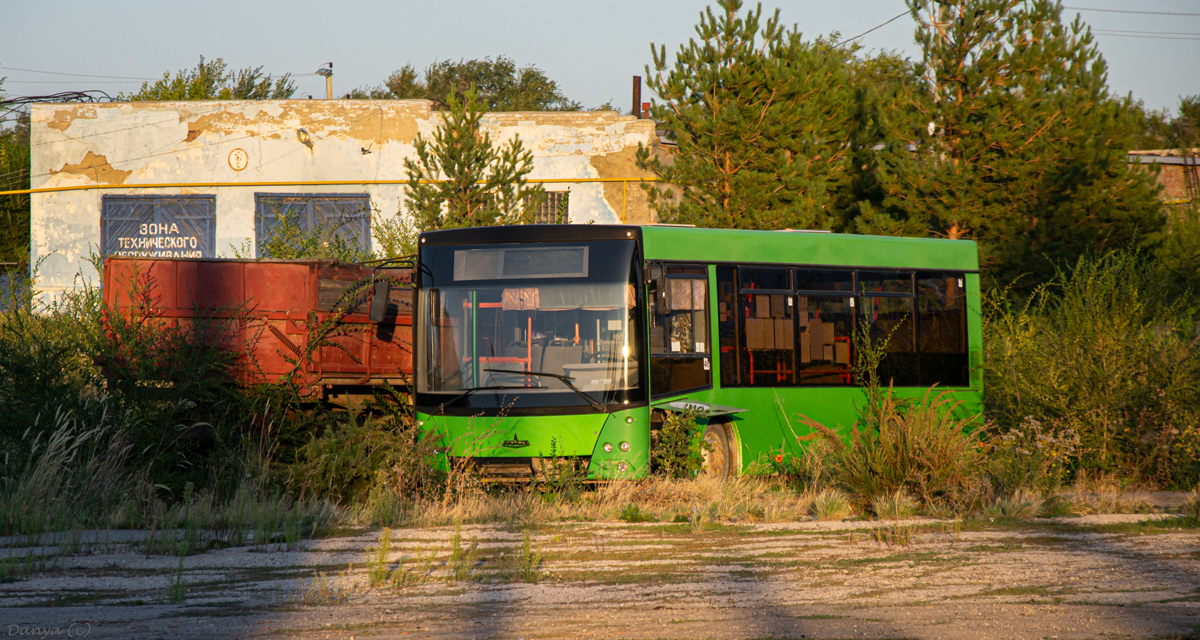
[2,0,1197,114]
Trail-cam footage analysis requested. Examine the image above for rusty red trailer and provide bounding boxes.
[102,256,413,404]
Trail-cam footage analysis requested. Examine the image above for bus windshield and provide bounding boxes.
[417,240,643,411]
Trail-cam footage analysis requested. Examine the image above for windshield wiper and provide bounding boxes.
[436,385,531,411]
[483,368,606,412]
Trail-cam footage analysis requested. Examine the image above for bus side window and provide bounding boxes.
[795,269,854,386]
[917,273,968,386]
[858,271,918,387]
[716,266,739,387]
[738,268,795,387]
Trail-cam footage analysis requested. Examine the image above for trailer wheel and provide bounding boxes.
[701,423,732,479]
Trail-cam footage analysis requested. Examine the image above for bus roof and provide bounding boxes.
[639,226,979,272]
[418,224,979,272]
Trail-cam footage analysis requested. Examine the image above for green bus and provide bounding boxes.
[413,224,982,480]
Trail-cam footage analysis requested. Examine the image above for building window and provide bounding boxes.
[254,193,370,258]
[100,195,216,258]
[529,191,569,224]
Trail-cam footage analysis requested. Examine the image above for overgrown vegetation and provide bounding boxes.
[0,258,338,537]
[984,252,1200,489]
[4,246,1195,549]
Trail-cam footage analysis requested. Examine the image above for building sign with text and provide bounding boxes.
[100,196,216,259]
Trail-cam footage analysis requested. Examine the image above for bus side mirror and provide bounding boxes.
[369,280,390,323]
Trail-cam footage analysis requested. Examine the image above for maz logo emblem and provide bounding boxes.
[502,435,531,449]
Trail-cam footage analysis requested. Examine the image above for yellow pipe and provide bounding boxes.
[0,176,660,197]
[622,180,627,223]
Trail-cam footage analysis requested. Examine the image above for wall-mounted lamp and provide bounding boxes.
[296,128,313,149]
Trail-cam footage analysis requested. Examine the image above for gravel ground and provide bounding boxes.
[0,513,1197,639]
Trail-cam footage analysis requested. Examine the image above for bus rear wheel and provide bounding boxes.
[701,423,732,479]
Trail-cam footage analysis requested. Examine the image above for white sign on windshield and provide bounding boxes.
[453,247,588,281]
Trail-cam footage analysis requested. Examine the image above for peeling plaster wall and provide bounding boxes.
[30,100,658,303]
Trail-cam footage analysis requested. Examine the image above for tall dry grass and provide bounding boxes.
[800,387,981,508]
[0,402,136,534]
[355,475,819,528]
[0,399,341,539]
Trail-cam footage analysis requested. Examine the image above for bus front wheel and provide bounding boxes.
[701,423,732,479]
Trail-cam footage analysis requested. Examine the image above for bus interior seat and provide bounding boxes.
[540,345,583,376]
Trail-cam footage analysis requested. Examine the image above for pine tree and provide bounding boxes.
[835,52,929,235]
[635,0,859,229]
[864,0,1163,289]
[401,85,545,232]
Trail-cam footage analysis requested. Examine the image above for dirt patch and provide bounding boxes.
[1,516,1197,639]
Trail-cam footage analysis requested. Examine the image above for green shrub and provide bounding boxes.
[983,416,1080,493]
[0,284,103,456]
[505,531,542,583]
[652,409,706,479]
[0,259,268,497]
[366,528,394,588]
[1156,202,1200,299]
[619,503,657,523]
[291,411,443,505]
[446,523,479,582]
[253,205,372,262]
[539,437,585,502]
[985,252,1200,488]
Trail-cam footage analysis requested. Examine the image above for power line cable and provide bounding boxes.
[1094,32,1200,39]
[0,65,158,81]
[0,64,320,80]
[1063,6,1200,16]
[1092,28,1200,36]
[827,11,910,50]
[1092,31,1200,40]
[3,80,147,85]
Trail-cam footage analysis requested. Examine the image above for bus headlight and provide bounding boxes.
[603,442,614,453]
[619,441,631,452]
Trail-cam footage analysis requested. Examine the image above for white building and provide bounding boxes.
[29,99,661,303]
